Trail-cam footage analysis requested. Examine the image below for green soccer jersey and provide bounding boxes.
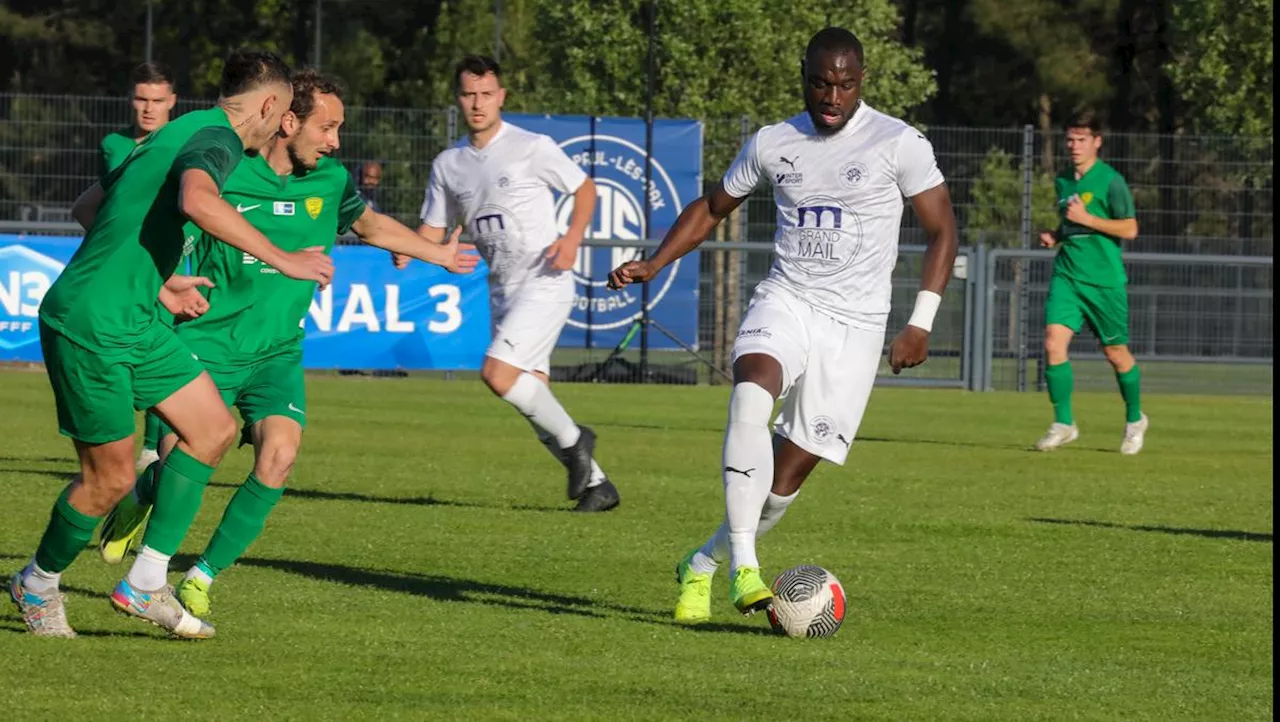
[1053,159,1136,288]
[177,155,367,368]
[100,128,140,176]
[40,107,244,349]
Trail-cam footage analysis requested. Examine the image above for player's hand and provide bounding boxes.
[544,230,583,271]
[391,251,411,270]
[607,260,657,290]
[278,246,335,288]
[442,225,480,274]
[888,325,930,375]
[159,275,214,321]
[1065,195,1091,226]
[1039,231,1057,248]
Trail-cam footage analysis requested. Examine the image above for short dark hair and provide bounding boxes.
[1067,110,1104,135]
[805,27,865,67]
[219,48,292,98]
[128,61,174,92]
[454,55,502,90]
[290,68,346,121]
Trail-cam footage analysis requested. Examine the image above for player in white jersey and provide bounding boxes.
[395,56,620,512]
[610,28,959,619]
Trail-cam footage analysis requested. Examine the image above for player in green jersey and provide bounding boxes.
[97,68,477,623]
[98,61,181,473]
[1036,110,1148,455]
[100,61,178,176]
[9,49,336,639]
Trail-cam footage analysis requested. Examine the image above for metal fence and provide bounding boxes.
[1,94,1272,253]
[1,93,1270,394]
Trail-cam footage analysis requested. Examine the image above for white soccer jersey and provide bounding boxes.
[420,121,588,288]
[721,105,945,329]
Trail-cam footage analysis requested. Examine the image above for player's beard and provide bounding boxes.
[805,98,857,136]
[286,141,318,175]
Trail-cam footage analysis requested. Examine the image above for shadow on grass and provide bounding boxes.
[239,556,775,637]
[0,620,155,639]
[207,482,566,513]
[1028,517,1272,543]
[0,466,76,481]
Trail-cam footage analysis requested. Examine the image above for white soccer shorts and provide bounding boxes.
[486,274,574,375]
[731,285,885,465]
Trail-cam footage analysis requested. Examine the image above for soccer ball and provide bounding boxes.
[766,565,846,638]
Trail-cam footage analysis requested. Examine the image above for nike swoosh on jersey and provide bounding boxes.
[288,403,305,415]
[236,204,261,213]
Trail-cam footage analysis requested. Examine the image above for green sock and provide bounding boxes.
[1045,361,1074,425]
[134,460,160,505]
[142,413,161,451]
[34,486,102,573]
[141,447,215,556]
[1116,365,1143,423]
[198,474,284,577]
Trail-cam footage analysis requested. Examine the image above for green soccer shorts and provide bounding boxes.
[40,319,204,444]
[1045,273,1131,346]
[157,350,306,447]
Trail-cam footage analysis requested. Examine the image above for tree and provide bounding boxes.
[1166,0,1273,137]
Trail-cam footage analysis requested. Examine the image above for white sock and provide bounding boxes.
[185,566,214,587]
[503,373,580,448]
[722,382,776,574]
[20,559,61,594]
[530,419,605,488]
[126,546,171,591]
[692,490,799,574]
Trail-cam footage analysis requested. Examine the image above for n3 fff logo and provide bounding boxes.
[0,244,65,349]
[553,134,685,331]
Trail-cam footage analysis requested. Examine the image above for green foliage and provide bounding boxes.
[1167,0,1273,137]
[966,148,1059,247]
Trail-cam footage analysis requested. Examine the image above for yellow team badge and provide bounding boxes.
[1080,192,1093,205]
[305,197,324,219]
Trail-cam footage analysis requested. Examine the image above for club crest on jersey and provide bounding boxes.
[305,197,323,219]
[553,133,686,334]
[1080,192,1093,204]
[810,416,836,444]
[840,161,869,188]
[273,201,295,216]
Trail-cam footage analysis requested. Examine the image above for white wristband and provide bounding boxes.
[907,290,942,332]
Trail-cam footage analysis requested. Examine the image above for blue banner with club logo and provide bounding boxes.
[0,234,491,369]
[507,114,703,349]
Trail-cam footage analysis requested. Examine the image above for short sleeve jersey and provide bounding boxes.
[40,107,244,349]
[419,121,587,289]
[721,106,945,329]
[177,155,366,368]
[1053,160,1134,287]
[100,128,139,176]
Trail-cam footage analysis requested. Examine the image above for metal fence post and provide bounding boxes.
[1016,124,1034,392]
[969,244,988,391]
[446,106,458,146]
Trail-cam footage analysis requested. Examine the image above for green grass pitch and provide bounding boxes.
[0,370,1271,720]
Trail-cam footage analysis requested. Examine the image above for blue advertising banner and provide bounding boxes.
[507,114,703,349]
[0,234,491,370]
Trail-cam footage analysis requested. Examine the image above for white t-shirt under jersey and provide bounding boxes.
[420,121,588,289]
[722,105,945,329]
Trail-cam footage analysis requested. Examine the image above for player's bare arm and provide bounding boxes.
[353,208,477,274]
[71,182,105,230]
[391,223,451,269]
[889,182,959,374]
[607,183,746,289]
[546,177,597,271]
[180,168,335,286]
[1065,196,1139,240]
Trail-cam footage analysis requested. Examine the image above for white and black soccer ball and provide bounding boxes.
[767,565,846,639]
